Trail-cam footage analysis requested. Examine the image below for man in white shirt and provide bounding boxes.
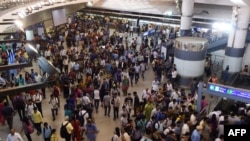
[93,88,100,113]
[33,90,43,116]
[49,94,59,121]
[6,129,24,141]
[34,72,43,83]
[82,93,91,106]
[79,107,89,127]
[142,88,150,104]
[63,57,69,73]
[181,119,190,136]
[150,105,160,118]
[151,78,160,92]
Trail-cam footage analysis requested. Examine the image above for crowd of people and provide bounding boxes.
[0,13,250,141]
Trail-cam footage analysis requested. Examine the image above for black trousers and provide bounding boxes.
[25,133,32,141]
[65,134,71,141]
[6,117,13,130]
[104,105,110,116]
[17,108,25,121]
[113,107,119,120]
[33,122,42,133]
[36,102,43,116]
[51,108,58,120]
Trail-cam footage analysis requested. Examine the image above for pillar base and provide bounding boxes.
[178,75,203,87]
[180,29,192,37]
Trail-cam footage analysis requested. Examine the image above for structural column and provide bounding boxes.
[174,37,208,86]
[180,0,194,36]
[223,6,250,73]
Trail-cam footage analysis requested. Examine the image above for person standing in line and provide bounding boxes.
[49,94,59,121]
[21,117,33,141]
[33,90,43,117]
[31,107,43,135]
[1,102,14,130]
[6,128,24,141]
[103,93,111,117]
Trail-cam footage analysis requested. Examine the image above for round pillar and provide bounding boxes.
[174,37,208,86]
[180,0,194,36]
[223,6,250,73]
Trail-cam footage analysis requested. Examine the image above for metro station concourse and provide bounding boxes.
[0,0,250,141]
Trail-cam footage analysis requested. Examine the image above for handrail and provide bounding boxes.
[229,72,240,86]
[0,79,48,96]
[0,61,32,70]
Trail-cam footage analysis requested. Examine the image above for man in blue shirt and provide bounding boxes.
[191,126,202,141]
[85,119,99,141]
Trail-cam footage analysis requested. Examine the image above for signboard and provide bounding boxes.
[207,83,250,100]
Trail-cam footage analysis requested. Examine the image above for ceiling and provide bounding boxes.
[93,0,234,22]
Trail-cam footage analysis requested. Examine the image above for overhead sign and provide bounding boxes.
[207,83,250,100]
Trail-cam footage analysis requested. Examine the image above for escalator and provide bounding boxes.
[207,31,250,53]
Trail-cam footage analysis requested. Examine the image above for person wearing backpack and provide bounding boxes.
[60,116,74,141]
[42,122,52,141]
[21,116,34,141]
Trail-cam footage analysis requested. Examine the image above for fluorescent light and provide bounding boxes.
[164,11,173,16]
[212,22,232,31]
[87,1,93,7]
[15,20,23,27]
[17,12,25,19]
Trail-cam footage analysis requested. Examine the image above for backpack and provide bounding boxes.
[153,121,160,131]
[60,122,69,138]
[26,123,34,134]
[93,77,99,87]
[79,111,87,126]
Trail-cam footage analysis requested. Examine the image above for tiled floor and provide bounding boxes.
[0,33,160,140]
